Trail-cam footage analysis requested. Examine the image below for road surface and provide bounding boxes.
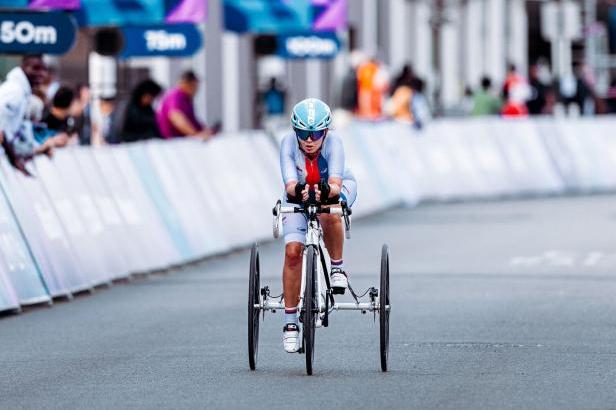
[2,195,616,409]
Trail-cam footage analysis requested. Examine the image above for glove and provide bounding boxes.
[294,182,307,199]
[318,180,331,202]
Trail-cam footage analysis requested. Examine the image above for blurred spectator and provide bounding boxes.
[42,65,60,102]
[28,88,46,122]
[502,63,524,101]
[386,76,413,123]
[40,86,77,148]
[410,78,431,129]
[156,70,214,139]
[607,79,616,114]
[472,76,501,116]
[339,50,363,112]
[391,63,415,96]
[92,94,121,145]
[501,63,530,117]
[527,64,548,115]
[0,54,53,175]
[340,66,358,112]
[260,77,286,116]
[356,57,389,119]
[72,83,92,145]
[461,87,474,115]
[120,79,163,143]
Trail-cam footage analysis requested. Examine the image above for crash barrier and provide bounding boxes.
[1,117,615,313]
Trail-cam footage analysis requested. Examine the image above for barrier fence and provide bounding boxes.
[0,117,615,313]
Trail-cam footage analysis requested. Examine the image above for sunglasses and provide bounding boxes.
[294,128,327,141]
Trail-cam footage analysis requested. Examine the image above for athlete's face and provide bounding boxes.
[298,130,327,155]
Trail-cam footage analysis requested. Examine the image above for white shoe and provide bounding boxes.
[330,268,348,295]
[283,323,300,353]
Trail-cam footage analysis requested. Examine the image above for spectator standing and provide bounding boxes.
[527,64,548,115]
[501,63,530,117]
[0,55,53,174]
[387,78,413,123]
[410,78,431,129]
[156,71,213,139]
[356,58,389,120]
[607,79,616,114]
[72,83,92,145]
[120,79,163,142]
[471,77,501,116]
[91,94,121,145]
[391,63,415,96]
[40,86,77,147]
[260,77,286,116]
[340,65,358,112]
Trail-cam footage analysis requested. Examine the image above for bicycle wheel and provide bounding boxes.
[304,246,318,376]
[248,243,260,371]
[380,244,390,372]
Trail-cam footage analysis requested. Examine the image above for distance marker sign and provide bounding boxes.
[0,11,77,55]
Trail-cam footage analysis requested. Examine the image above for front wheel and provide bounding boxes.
[303,246,318,376]
[380,244,390,372]
[248,243,260,370]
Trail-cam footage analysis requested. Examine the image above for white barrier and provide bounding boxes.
[0,116,614,312]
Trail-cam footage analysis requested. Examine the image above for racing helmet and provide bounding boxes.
[291,98,331,131]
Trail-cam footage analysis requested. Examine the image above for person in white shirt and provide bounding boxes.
[0,54,54,175]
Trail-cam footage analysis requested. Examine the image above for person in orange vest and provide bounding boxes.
[356,58,389,119]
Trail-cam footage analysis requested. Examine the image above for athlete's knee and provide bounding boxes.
[320,214,341,230]
[285,242,303,267]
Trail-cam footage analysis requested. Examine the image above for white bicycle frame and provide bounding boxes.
[265,203,377,314]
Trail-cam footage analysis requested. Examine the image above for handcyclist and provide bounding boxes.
[279,98,357,353]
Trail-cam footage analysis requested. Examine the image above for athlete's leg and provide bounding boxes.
[281,212,306,353]
[320,214,343,260]
[281,211,307,311]
[283,241,303,310]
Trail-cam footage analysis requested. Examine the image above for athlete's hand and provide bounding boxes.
[301,184,310,201]
[314,184,321,202]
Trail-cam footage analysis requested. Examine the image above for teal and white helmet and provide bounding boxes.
[291,98,332,131]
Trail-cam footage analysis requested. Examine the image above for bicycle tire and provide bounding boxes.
[380,244,390,372]
[248,243,260,371]
[304,245,318,375]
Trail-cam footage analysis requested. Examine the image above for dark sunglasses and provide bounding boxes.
[294,128,327,141]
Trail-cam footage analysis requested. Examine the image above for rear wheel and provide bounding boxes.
[380,244,390,372]
[248,243,260,371]
[303,246,318,375]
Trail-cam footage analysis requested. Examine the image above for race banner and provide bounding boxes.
[0,0,80,9]
[224,0,347,33]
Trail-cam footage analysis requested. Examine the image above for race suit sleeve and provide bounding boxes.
[327,134,345,179]
[280,135,298,185]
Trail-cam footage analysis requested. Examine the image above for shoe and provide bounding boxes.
[330,267,348,295]
[283,323,300,353]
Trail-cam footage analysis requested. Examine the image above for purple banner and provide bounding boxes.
[312,0,346,31]
[29,0,80,9]
[165,0,206,23]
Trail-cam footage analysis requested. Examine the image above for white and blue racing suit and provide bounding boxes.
[279,132,357,244]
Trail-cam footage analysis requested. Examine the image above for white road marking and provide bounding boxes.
[509,251,615,268]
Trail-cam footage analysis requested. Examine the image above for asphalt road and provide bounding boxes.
[2,195,616,409]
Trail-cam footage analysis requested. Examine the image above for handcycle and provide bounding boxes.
[247,193,391,375]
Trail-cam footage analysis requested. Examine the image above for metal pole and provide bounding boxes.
[584,0,597,72]
[431,0,445,116]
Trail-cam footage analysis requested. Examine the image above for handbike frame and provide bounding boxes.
[260,200,382,317]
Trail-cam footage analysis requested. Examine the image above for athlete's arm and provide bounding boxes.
[280,136,310,201]
[321,135,344,199]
